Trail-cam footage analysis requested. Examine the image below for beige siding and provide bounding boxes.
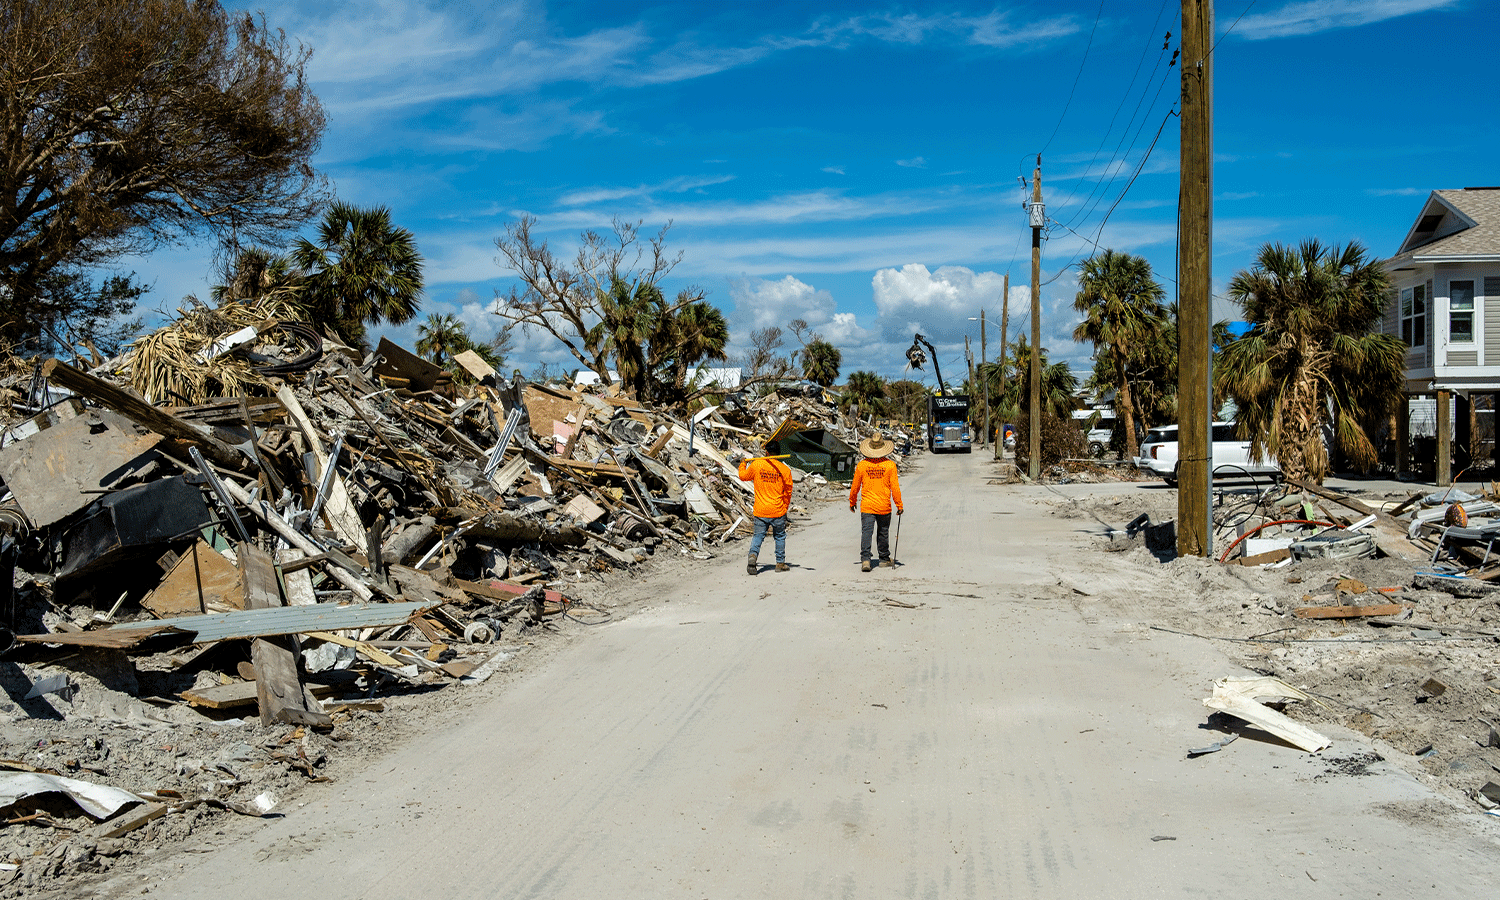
[1486,281,1500,365]
[1426,279,1434,367]
[1449,350,1478,366]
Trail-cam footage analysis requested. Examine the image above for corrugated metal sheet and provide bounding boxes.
[101,601,439,644]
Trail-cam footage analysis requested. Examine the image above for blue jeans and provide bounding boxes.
[749,515,787,563]
[860,512,891,562]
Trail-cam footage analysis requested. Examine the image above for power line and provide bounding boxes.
[1040,0,1105,154]
[1054,0,1172,216]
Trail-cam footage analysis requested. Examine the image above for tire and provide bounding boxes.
[1089,441,1105,459]
[962,446,972,454]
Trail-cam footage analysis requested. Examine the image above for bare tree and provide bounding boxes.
[746,325,793,380]
[493,216,708,390]
[0,1,328,349]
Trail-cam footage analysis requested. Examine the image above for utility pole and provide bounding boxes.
[1178,0,1213,557]
[1028,156,1043,481]
[979,308,988,448]
[996,273,1009,460]
[965,336,977,445]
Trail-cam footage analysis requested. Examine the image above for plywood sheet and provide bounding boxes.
[143,541,243,618]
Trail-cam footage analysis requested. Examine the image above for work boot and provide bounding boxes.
[776,563,790,572]
[747,554,758,575]
[861,560,872,572]
[880,559,895,568]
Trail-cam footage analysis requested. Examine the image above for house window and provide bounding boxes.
[1450,280,1475,343]
[1401,284,1426,347]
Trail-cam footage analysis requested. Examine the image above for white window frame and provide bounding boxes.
[1449,279,1475,344]
[1401,283,1426,347]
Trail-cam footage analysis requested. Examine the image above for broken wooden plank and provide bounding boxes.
[38,358,252,473]
[1230,547,1291,567]
[1201,676,1331,753]
[239,543,319,727]
[1293,603,1407,619]
[301,631,403,668]
[180,680,344,710]
[276,386,365,547]
[14,625,186,648]
[94,803,168,839]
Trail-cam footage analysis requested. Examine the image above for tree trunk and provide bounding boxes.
[1112,342,1139,460]
[1278,363,1323,483]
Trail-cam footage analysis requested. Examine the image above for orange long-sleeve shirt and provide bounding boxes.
[738,457,793,518]
[849,458,902,515]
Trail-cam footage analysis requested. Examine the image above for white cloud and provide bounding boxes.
[727,274,836,332]
[896,157,928,169]
[724,275,876,356]
[1231,0,1459,40]
[822,166,846,175]
[809,10,1081,49]
[1367,187,1426,196]
[558,175,736,207]
[870,264,1007,343]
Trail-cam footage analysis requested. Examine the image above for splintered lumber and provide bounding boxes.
[220,478,375,602]
[1202,676,1331,753]
[276,386,365,547]
[39,358,253,473]
[1293,603,1407,619]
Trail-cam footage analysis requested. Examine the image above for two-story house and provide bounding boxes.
[1382,187,1500,484]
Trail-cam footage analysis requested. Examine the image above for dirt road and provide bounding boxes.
[87,452,1499,898]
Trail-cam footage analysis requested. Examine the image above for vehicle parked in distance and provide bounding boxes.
[1133,422,1281,486]
[1086,426,1112,458]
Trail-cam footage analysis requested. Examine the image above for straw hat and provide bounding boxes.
[859,434,894,458]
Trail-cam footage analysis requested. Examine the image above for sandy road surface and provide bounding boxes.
[85,452,1499,898]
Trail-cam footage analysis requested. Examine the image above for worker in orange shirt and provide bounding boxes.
[849,434,903,572]
[736,451,794,574]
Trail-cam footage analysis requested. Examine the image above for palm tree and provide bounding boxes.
[659,299,730,397]
[1072,249,1168,461]
[803,338,841,386]
[843,371,886,419]
[292,202,424,350]
[1216,239,1405,483]
[1001,334,1078,421]
[415,313,469,367]
[213,246,302,306]
[591,276,660,398]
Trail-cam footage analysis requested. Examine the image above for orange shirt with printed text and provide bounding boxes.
[738,457,793,518]
[849,458,903,515]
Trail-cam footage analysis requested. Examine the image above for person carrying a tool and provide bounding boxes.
[849,434,903,571]
[736,451,794,574]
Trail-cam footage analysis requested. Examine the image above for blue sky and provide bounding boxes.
[130,0,1497,386]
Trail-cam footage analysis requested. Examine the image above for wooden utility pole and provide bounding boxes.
[1177,0,1213,556]
[1028,156,1043,481]
[965,335,977,445]
[996,273,1009,460]
[979,308,988,448]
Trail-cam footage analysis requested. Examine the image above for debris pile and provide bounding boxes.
[0,313,915,890]
[1069,475,1500,816]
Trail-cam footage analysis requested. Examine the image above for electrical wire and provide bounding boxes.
[1040,0,1106,154]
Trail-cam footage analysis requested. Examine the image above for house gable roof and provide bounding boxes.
[1389,188,1500,264]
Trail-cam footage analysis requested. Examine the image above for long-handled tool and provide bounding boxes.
[892,511,901,566]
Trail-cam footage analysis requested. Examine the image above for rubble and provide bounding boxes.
[0,309,916,893]
[1056,474,1500,820]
